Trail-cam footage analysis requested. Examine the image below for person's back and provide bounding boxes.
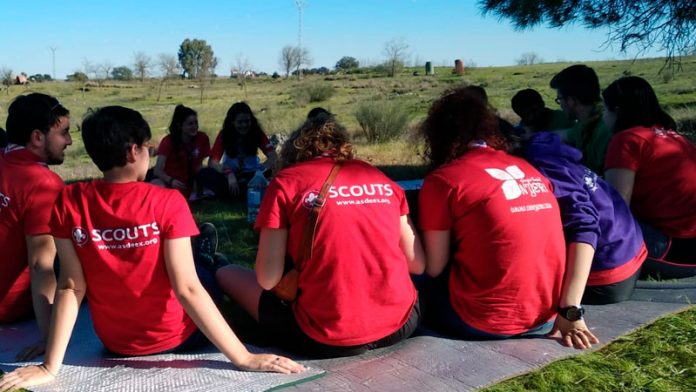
[258,157,416,345]
[420,147,565,335]
[523,132,646,301]
[52,180,197,354]
[0,127,7,148]
[0,146,63,322]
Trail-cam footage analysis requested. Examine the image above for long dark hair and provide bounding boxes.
[602,76,676,133]
[420,87,506,169]
[220,102,263,157]
[168,104,197,150]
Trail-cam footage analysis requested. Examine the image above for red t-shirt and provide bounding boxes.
[210,130,274,162]
[50,180,199,355]
[419,148,565,335]
[255,158,417,346]
[0,146,63,323]
[605,125,696,238]
[157,132,210,186]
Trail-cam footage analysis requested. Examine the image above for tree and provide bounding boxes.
[335,56,359,71]
[178,38,217,79]
[383,38,409,77]
[98,61,113,81]
[133,52,151,82]
[279,45,311,78]
[231,53,253,95]
[156,53,180,101]
[516,52,543,65]
[480,0,696,67]
[66,71,89,82]
[111,66,133,81]
[1,67,13,95]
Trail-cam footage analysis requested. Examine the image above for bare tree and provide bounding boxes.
[516,52,543,65]
[279,45,311,78]
[1,67,13,95]
[157,53,180,101]
[231,53,253,96]
[98,61,113,81]
[383,38,409,77]
[196,53,217,104]
[133,52,151,82]
[83,59,99,81]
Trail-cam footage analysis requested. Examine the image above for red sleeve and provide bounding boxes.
[198,133,211,159]
[418,173,454,230]
[25,175,64,236]
[254,177,290,230]
[605,131,645,171]
[157,135,173,158]
[394,182,409,216]
[50,187,72,239]
[210,133,224,162]
[256,130,275,155]
[159,189,199,239]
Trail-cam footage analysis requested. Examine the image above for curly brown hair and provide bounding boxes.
[420,87,507,169]
[280,117,354,167]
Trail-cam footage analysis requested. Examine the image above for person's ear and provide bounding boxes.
[126,143,138,163]
[29,129,45,147]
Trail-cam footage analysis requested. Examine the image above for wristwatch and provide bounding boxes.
[558,305,585,321]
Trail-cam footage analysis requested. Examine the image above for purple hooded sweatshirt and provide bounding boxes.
[523,132,644,273]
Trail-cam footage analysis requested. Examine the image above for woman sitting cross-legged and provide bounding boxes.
[417,87,597,349]
[211,116,425,358]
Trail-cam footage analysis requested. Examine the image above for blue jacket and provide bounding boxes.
[523,132,643,271]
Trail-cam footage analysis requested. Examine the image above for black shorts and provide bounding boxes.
[258,290,421,358]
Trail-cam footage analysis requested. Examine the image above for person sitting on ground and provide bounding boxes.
[515,130,647,311]
[0,93,72,361]
[417,87,595,349]
[211,116,425,358]
[550,64,612,175]
[0,106,304,392]
[204,102,278,198]
[603,76,696,279]
[511,88,575,133]
[0,126,8,148]
[148,104,212,200]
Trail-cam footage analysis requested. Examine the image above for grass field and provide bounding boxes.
[1,57,695,391]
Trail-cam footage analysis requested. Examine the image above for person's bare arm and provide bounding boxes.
[15,234,58,360]
[422,230,450,277]
[549,242,599,349]
[255,228,288,290]
[152,155,186,190]
[262,150,279,171]
[164,237,303,373]
[399,215,425,275]
[605,168,636,206]
[0,238,86,391]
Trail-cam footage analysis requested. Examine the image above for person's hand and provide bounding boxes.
[15,339,46,361]
[227,176,240,196]
[235,353,306,374]
[0,364,56,392]
[171,179,187,191]
[549,316,599,349]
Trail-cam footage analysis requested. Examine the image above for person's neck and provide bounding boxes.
[102,166,140,184]
[575,104,600,124]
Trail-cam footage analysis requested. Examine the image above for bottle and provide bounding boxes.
[247,170,268,223]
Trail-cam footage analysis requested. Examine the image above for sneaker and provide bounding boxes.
[193,222,218,270]
[201,188,216,198]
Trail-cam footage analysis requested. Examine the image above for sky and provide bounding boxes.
[0,0,664,79]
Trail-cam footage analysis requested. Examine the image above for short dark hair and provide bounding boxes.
[81,106,151,171]
[550,64,600,105]
[511,88,545,119]
[0,126,7,148]
[6,93,69,146]
[602,76,676,133]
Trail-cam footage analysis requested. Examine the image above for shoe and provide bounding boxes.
[202,188,216,198]
[193,222,218,270]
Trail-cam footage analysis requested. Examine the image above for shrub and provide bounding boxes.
[355,99,410,143]
[291,82,335,105]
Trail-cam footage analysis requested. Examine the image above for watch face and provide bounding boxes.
[560,306,585,321]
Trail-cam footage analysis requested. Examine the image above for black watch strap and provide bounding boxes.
[558,305,585,321]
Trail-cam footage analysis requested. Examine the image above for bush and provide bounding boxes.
[355,99,410,143]
[291,82,335,105]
